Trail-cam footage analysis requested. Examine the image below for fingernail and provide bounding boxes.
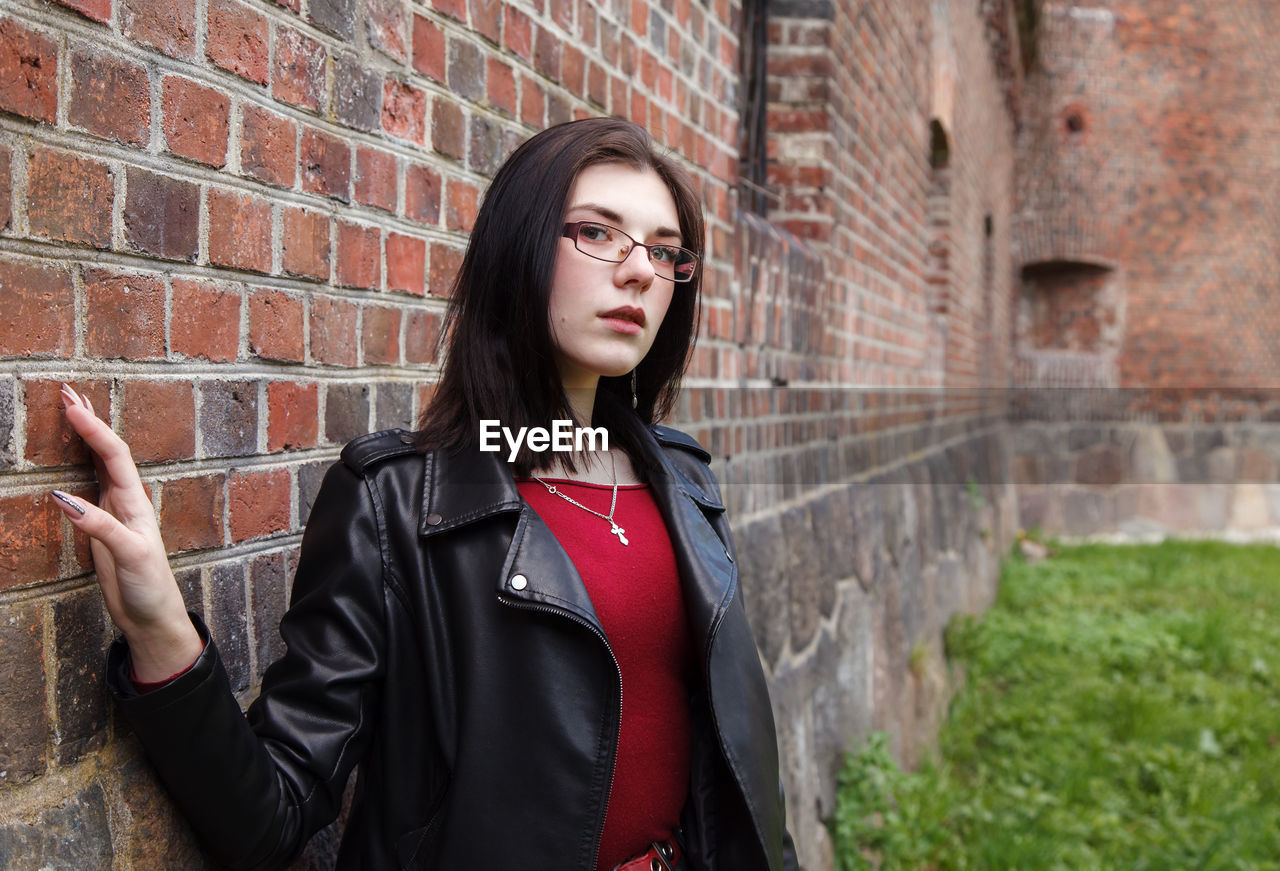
[60,383,77,408]
[51,490,86,516]
[80,393,94,414]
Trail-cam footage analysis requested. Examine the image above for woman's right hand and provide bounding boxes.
[53,384,204,682]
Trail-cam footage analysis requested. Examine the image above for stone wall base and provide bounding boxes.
[734,427,1016,870]
[1014,422,1280,537]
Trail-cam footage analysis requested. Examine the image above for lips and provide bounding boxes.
[599,306,646,327]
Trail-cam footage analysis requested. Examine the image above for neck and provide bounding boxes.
[563,382,598,430]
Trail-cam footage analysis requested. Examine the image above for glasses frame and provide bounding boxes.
[561,221,700,283]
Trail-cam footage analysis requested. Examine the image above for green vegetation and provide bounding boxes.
[833,540,1280,870]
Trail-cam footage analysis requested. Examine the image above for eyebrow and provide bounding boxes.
[569,203,682,241]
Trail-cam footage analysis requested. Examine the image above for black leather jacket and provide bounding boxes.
[108,425,797,871]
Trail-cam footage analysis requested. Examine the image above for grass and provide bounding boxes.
[832,540,1280,871]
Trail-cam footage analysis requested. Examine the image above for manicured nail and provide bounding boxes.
[81,393,94,414]
[60,383,77,409]
[51,490,86,516]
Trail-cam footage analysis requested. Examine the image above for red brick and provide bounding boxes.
[26,148,114,248]
[53,0,112,23]
[22,378,110,467]
[445,178,479,233]
[0,18,58,124]
[206,0,269,84]
[0,257,74,358]
[122,0,196,60]
[429,243,464,298]
[208,188,272,273]
[551,0,572,31]
[248,289,304,362]
[309,296,358,366]
[162,76,230,167]
[404,163,441,225]
[366,0,406,62]
[432,100,465,160]
[533,25,561,80]
[171,278,240,361]
[335,221,381,290]
[273,26,325,111]
[520,75,545,126]
[267,381,317,451]
[84,269,165,361]
[487,58,516,116]
[300,127,351,201]
[121,380,195,463]
[281,206,330,280]
[159,474,225,552]
[470,0,502,44]
[67,48,150,147]
[562,44,585,92]
[504,6,532,62]
[404,309,442,365]
[0,146,9,231]
[229,468,290,542]
[382,78,426,144]
[386,233,425,296]
[1,496,60,588]
[361,306,401,365]
[587,61,607,108]
[354,147,397,212]
[411,15,445,82]
[124,166,199,261]
[241,104,296,188]
[435,0,466,23]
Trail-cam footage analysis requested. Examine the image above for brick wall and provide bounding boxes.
[0,0,1024,867]
[1012,0,1280,536]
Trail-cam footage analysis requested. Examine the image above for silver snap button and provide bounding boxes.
[510,574,528,591]
[426,512,443,526]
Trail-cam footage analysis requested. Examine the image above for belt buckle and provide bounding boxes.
[648,839,675,871]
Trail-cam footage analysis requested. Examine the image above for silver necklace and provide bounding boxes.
[531,452,629,546]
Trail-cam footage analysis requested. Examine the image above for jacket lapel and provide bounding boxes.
[416,431,738,651]
[419,445,602,626]
[633,428,738,668]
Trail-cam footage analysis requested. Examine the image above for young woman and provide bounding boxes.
[55,118,799,871]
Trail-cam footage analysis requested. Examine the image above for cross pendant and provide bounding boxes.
[610,521,629,546]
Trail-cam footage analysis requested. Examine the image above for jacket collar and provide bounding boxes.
[418,426,722,536]
[417,427,736,658]
[418,444,524,537]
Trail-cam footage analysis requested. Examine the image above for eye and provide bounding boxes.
[578,222,614,243]
[649,245,680,263]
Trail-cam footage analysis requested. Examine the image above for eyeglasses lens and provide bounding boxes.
[573,222,697,282]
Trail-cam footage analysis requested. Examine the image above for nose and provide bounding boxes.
[615,242,656,289]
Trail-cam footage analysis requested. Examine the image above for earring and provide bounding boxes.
[631,369,638,410]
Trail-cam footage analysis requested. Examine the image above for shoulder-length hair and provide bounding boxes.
[415,117,704,474]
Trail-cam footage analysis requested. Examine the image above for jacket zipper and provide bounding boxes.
[498,596,622,871]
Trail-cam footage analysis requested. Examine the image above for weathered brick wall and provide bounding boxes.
[0,0,747,865]
[0,0,1022,868]
[1012,0,1280,535]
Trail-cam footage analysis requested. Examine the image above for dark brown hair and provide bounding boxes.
[415,117,704,473]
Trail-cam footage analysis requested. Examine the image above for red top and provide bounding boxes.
[517,478,693,871]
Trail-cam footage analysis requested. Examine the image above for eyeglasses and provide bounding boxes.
[561,221,700,283]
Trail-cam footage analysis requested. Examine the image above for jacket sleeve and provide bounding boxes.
[107,460,388,871]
